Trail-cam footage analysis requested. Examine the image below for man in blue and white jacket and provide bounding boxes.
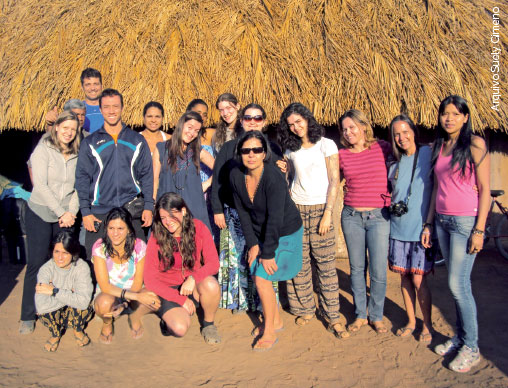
[75,88,154,258]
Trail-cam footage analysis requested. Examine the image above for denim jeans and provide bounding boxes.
[21,206,65,320]
[435,214,478,351]
[341,206,390,322]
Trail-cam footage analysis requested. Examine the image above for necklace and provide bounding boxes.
[245,167,264,203]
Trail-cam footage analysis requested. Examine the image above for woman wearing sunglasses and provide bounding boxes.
[230,130,303,350]
[211,103,283,313]
[153,111,211,231]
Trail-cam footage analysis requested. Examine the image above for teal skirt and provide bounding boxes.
[250,226,303,281]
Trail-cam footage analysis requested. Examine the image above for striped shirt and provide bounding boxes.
[339,140,392,208]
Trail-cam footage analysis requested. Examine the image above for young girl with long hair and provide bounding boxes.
[277,102,347,338]
[144,192,221,344]
[422,95,490,373]
[153,111,211,231]
[93,207,160,344]
[213,93,240,152]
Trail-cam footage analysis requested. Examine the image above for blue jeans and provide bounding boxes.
[341,206,390,322]
[435,214,478,350]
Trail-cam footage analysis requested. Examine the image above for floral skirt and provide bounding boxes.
[218,205,278,311]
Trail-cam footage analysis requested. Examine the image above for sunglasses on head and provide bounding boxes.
[240,147,264,155]
[242,115,264,122]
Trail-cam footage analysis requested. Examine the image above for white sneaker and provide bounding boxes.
[434,337,461,356]
[449,345,481,373]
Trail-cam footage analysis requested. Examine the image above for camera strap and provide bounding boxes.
[393,146,419,204]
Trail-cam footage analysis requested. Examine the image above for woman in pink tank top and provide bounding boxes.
[422,95,490,373]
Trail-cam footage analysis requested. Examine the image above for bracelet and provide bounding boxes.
[472,228,484,235]
[120,289,127,303]
[422,223,433,230]
[421,231,431,236]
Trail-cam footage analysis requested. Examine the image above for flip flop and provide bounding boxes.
[370,320,388,334]
[44,336,60,352]
[419,332,433,343]
[128,316,144,340]
[74,332,91,347]
[253,338,279,352]
[251,325,285,337]
[327,323,350,339]
[396,327,415,337]
[99,322,114,345]
[347,318,368,333]
[295,315,315,326]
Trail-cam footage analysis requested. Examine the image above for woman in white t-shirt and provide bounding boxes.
[277,103,347,339]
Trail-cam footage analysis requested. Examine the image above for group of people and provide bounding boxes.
[19,67,490,373]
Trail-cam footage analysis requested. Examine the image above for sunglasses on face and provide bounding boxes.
[240,147,264,155]
[242,115,264,122]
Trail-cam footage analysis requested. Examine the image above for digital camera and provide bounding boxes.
[389,201,408,217]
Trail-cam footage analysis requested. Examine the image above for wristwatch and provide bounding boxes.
[52,287,60,297]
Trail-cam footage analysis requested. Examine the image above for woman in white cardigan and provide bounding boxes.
[20,111,81,334]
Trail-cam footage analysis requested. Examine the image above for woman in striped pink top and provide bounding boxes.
[338,109,392,334]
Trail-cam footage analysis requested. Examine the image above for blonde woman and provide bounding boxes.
[338,109,393,334]
[20,111,81,334]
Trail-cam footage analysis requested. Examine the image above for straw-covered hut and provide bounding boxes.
[0,0,505,131]
[0,0,506,256]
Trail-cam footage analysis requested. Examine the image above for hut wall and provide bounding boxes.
[489,132,508,215]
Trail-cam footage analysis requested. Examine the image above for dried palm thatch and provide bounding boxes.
[0,0,505,131]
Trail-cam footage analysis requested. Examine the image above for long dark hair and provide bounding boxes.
[102,207,136,261]
[431,95,475,177]
[389,114,420,161]
[185,99,209,140]
[50,230,81,264]
[165,111,203,172]
[214,93,239,150]
[277,102,324,152]
[153,193,197,272]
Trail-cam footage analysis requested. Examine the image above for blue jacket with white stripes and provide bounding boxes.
[75,124,154,217]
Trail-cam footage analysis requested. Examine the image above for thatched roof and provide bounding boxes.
[0,0,506,131]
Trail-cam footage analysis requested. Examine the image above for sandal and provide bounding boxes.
[99,321,114,345]
[201,324,221,345]
[74,332,91,347]
[328,323,350,339]
[251,325,284,337]
[44,336,61,352]
[295,315,315,326]
[128,316,144,340]
[370,320,388,334]
[396,326,415,337]
[347,318,368,333]
[418,332,433,343]
[253,337,278,352]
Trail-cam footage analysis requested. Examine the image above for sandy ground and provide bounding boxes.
[1,243,507,388]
